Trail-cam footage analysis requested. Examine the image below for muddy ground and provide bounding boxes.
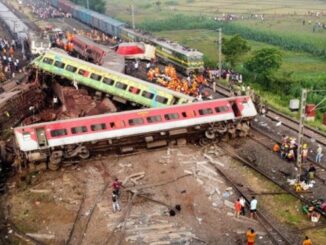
[2,145,273,245]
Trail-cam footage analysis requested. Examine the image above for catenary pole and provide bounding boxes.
[296,89,307,180]
[131,3,135,29]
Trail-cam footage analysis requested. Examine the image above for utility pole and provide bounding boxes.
[218,27,222,80]
[131,3,135,29]
[86,0,89,9]
[213,28,222,92]
[296,89,308,179]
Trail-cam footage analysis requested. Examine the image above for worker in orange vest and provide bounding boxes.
[9,47,14,57]
[303,236,312,245]
[273,143,280,153]
[246,228,256,245]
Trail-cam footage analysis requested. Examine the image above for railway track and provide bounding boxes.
[205,147,293,245]
[219,140,326,218]
[213,83,326,147]
[65,159,113,245]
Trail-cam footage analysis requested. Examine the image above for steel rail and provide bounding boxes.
[206,152,292,245]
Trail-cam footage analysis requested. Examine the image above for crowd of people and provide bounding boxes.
[0,38,22,82]
[24,0,67,19]
[146,64,209,97]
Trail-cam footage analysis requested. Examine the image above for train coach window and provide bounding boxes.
[42,57,54,65]
[142,91,154,100]
[128,118,144,126]
[50,129,67,137]
[66,65,77,73]
[91,123,106,131]
[199,108,213,115]
[147,115,162,123]
[164,113,179,120]
[71,126,88,134]
[78,69,89,77]
[23,133,31,141]
[90,73,102,81]
[103,77,114,85]
[215,106,229,113]
[128,86,140,94]
[54,61,65,69]
[155,95,168,104]
[115,82,128,90]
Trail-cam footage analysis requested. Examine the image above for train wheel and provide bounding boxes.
[199,138,211,146]
[79,147,90,159]
[48,161,60,171]
[205,129,215,139]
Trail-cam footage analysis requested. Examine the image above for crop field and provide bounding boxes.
[106,0,326,16]
[155,29,326,82]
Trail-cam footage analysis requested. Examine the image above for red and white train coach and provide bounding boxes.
[14,96,257,169]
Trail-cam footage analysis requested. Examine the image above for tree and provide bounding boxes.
[245,48,282,77]
[222,35,250,67]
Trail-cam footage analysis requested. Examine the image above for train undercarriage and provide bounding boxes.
[19,120,252,171]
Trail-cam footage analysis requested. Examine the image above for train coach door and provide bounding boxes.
[36,128,48,148]
[231,102,241,117]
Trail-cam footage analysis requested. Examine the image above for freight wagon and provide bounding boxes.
[49,0,204,74]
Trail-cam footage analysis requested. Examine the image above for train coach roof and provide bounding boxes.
[154,38,203,57]
[35,49,194,100]
[75,5,125,28]
[94,13,126,27]
[15,96,250,130]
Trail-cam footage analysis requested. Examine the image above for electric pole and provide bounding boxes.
[218,27,222,80]
[131,3,135,29]
[296,89,308,179]
[86,0,89,9]
[214,28,222,92]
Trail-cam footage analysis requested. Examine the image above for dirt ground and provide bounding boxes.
[2,144,273,245]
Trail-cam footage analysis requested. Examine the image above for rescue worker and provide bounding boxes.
[315,145,323,163]
[246,228,256,245]
[273,143,280,153]
[112,190,121,213]
[112,178,122,197]
[303,236,312,245]
[234,199,241,218]
[308,164,316,180]
[302,144,309,163]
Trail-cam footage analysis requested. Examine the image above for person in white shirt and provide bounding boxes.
[316,145,323,163]
[250,196,257,219]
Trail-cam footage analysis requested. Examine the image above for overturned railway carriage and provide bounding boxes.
[14,96,257,169]
[33,50,194,107]
[49,0,204,74]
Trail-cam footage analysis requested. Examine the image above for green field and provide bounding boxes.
[155,29,326,82]
[106,0,326,16]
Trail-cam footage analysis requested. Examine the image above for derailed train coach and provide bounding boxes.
[14,96,257,170]
[49,0,204,74]
[32,49,194,108]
